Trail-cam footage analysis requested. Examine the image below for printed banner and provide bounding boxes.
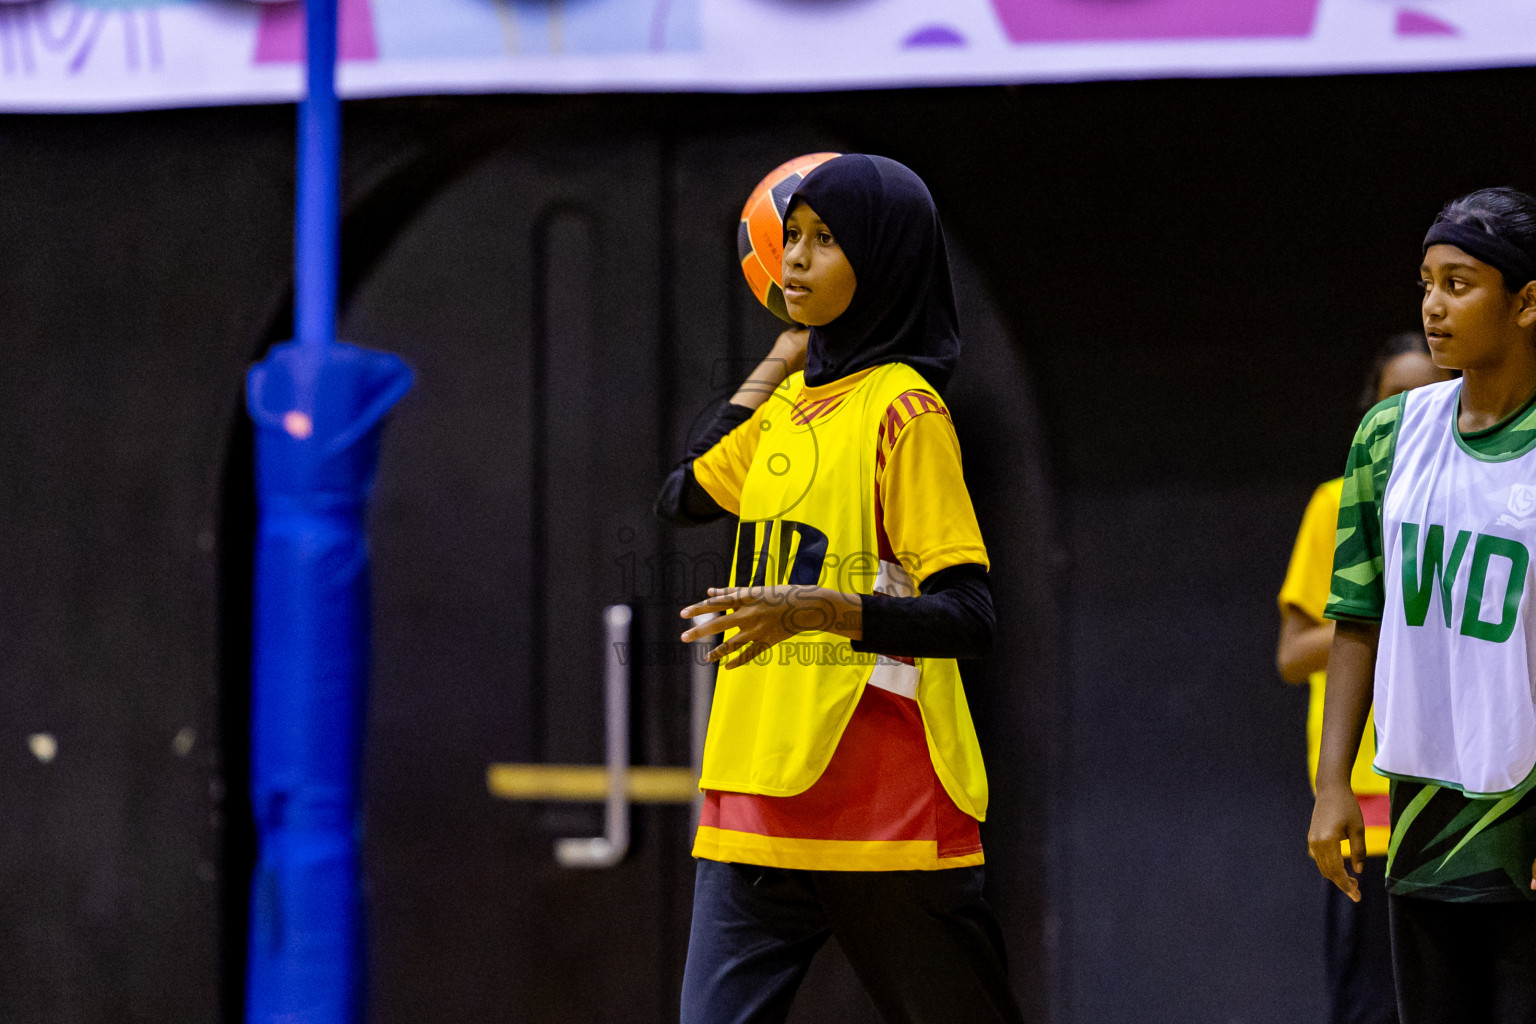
[1,0,1534,112]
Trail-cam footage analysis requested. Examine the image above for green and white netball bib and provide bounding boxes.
[1377,379,1536,797]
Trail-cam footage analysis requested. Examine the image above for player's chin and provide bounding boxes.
[785,299,831,327]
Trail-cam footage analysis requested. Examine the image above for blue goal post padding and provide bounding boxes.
[246,340,412,1023]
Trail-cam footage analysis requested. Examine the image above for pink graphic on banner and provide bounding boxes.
[0,6,165,78]
[255,0,378,63]
[1396,10,1458,36]
[904,25,967,48]
[991,0,1320,43]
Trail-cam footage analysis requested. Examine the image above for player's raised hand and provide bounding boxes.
[680,585,838,670]
[730,329,812,410]
[1308,786,1366,902]
[770,328,810,375]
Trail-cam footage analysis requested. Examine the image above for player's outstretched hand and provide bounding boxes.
[1308,786,1366,902]
[680,585,840,671]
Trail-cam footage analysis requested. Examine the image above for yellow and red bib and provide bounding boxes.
[691,364,991,869]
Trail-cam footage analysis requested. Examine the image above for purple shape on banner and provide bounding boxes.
[255,0,377,63]
[991,0,1320,43]
[1396,10,1458,36]
[905,25,967,48]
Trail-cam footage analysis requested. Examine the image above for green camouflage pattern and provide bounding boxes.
[1386,779,1536,903]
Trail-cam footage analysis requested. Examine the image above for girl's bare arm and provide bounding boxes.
[1307,619,1378,902]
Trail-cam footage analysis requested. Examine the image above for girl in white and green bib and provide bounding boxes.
[1310,187,1536,1023]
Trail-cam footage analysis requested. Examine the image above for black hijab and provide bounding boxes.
[787,154,962,394]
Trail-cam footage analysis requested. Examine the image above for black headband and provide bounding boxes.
[1423,221,1536,288]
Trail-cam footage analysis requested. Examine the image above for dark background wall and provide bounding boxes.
[3,69,1535,1023]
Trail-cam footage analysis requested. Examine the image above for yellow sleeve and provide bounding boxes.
[879,398,989,584]
[1278,478,1344,622]
[691,400,770,518]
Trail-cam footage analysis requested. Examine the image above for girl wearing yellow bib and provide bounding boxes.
[657,155,1024,1024]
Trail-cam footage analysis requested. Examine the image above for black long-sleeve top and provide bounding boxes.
[654,398,994,660]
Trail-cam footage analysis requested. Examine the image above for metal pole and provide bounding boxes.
[689,614,717,832]
[555,605,633,868]
[295,0,339,350]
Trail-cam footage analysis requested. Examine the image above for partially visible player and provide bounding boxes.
[1309,187,1536,1023]
[1278,333,1449,1024]
[656,154,1024,1024]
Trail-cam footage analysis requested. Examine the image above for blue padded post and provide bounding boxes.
[245,1,413,1021]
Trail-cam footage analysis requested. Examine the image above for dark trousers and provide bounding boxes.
[1324,857,1398,1024]
[1389,894,1536,1024]
[680,860,1026,1024]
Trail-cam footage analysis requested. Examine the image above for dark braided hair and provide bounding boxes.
[1430,187,1536,291]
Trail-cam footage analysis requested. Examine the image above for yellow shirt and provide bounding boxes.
[1280,477,1387,794]
[689,364,991,870]
[693,368,988,581]
[1279,477,1389,855]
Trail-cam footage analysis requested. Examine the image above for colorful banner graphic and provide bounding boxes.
[0,0,1532,112]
